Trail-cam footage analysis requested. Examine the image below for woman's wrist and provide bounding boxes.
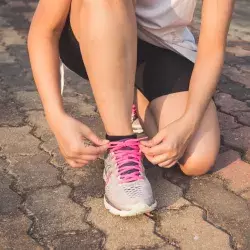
[182,110,202,132]
[45,106,66,127]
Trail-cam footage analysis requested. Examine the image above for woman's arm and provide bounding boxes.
[28,0,70,123]
[184,0,235,128]
[140,0,235,167]
[28,0,109,168]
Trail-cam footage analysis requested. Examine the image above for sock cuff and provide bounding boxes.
[106,134,137,142]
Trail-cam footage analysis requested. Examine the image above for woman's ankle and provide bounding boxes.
[106,134,137,142]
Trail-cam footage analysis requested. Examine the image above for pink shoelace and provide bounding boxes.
[131,104,137,122]
[108,138,144,184]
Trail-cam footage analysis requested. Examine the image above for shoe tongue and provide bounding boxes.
[119,145,139,177]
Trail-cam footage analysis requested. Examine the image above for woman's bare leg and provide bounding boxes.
[137,91,220,176]
[77,0,137,136]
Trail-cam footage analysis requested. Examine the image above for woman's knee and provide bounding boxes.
[180,155,217,176]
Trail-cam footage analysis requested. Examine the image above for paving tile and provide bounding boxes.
[236,111,250,126]
[23,12,34,22]
[1,28,25,45]
[217,78,250,101]
[69,159,105,204]
[156,206,232,250]
[214,92,250,114]
[0,100,25,126]
[146,167,183,209]
[0,16,10,28]
[156,246,176,250]
[223,65,250,88]
[64,94,98,117]
[223,126,250,151]
[8,0,26,7]
[0,44,5,53]
[240,65,250,74]
[224,52,248,66]
[0,171,21,215]
[25,110,53,141]
[0,212,43,250]
[15,91,43,111]
[226,46,250,57]
[167,198,191,210]
[244,149,250,163]
[85,198,165,250]
[78,115,105,139]
[0,158,9,171]
[50,229,105,250]
[0,126,40,157]
[217,112,241,131]
[8,153,60,192]
[0,51,15,63]
[213,150,241,172]
[219,145,230,154]
[6,14,30,31]
[25,186,89,237]
[41,137,58,155]
[186,177,250,250]
[241,191,250,201]
[8,44,30,67]
[0,64,23,79]
[216,159,250,193]
[163,165,192,189]
[28,2,38,9]
[50,148,67,168]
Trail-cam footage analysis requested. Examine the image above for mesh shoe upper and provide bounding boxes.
[104,138,155,211]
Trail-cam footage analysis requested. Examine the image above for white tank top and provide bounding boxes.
[136,0,197,62]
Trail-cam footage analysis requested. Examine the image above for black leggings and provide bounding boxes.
[59,16,194,102]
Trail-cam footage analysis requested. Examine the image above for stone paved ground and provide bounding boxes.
[0,0,250,249]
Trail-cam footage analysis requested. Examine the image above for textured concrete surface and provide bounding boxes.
[156,206,232,250]
[0,0,249,249]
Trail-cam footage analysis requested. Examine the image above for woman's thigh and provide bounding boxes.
[137,91,220,175]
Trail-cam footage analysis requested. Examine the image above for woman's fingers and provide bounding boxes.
[75,154,99,162]
[83,126,109,146]
[78,144,109,156]
[144,149,178,166]
[140,143,168,156]
[158,159,178,168]
[146,153,177,168]
[140,132,164,147]
[67,159,88,168]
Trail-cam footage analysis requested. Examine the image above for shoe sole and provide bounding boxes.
[104,196,157,217]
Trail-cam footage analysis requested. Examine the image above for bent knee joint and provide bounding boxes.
[180,158,215,176]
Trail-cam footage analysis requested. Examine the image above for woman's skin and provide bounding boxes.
[140,0,235,175]
[77,0,137,136]
[28,0,109,168]
[28,0,234,173]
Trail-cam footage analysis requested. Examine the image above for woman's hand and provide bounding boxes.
[140,116,196,168]
[48,112,109,168]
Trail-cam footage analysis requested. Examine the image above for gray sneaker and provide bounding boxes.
[103,138,157,216]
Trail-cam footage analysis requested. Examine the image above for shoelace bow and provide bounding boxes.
[108,138,144,183]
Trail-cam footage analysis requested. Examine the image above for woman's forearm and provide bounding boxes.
[28,31,64,122]
[183,0,234,129]
[183,48,224,128]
